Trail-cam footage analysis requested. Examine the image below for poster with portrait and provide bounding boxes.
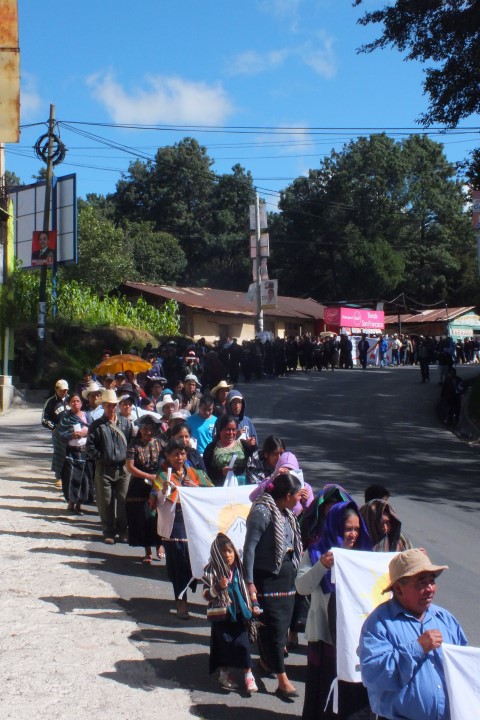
[261,279,278,309]
[31,230,56,266]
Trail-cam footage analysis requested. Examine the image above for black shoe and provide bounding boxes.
[275,688,299,700]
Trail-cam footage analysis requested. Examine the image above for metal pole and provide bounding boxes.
[0,141,9,376]
[36,103,55,381]
[255,193,263,334]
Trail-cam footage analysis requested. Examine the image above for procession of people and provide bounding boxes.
[40,336,470,719]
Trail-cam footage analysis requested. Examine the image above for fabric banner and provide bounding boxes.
[179,485,252,579]
[332,548,398,682]
[443,643,480,720]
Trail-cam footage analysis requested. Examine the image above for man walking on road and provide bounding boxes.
[359,549,467,720]
[87,389,133,544]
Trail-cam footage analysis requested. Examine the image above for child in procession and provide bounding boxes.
[203,532,261,694]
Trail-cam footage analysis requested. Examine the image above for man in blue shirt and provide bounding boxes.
[359,548,467,720]
[187,394,216,455]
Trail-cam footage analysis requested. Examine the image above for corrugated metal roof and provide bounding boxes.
[385,307,475,324]
[121,282,325,320]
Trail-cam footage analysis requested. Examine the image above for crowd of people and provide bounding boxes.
[40,339,468,720]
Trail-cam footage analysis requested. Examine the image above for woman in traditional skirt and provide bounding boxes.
[54,393,89,513]
[154,439,213,619]
[243,473,303,699]
[295,500,372,720]
[125,414,164,564]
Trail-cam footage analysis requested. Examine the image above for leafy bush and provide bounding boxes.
[11,262,179,336]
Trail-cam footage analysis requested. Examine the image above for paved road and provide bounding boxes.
[5,363,479,719]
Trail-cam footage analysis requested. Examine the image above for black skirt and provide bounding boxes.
[61,447,88,504]
[126,476,161,548]
[163,506,196,599]
[254,555,296,674]
[209,616,251,673]
[302,640,371,720]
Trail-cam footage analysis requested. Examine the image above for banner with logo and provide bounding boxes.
[179,485,253,579]
[442,643,480,720]
[332,548,398,682]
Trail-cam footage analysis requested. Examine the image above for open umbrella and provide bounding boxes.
[320,331,336,338]
[94,354,152,376]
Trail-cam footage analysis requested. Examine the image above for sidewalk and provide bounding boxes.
[0,404,192,720]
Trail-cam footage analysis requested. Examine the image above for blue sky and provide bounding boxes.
[8,0,480,211]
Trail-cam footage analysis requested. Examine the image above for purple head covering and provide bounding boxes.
[308,500,372,593]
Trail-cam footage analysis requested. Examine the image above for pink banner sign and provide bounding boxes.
[324,306,384,330]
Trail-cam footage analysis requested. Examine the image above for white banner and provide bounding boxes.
[332,548,398,682]
[179,485,253,579]
[443,644,480,720]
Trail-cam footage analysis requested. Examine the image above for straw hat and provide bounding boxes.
[81,381,103,400]
[382,548,448,594]
[211,380,233,397]
[101,388,120,404]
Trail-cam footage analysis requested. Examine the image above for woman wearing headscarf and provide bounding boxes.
[359,499,412,552]
[296,500,372,720]
[243,473,303,699]
[300,483,354,550]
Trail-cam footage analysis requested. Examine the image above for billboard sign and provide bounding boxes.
[8,174,77,269]
[324,306,385,331]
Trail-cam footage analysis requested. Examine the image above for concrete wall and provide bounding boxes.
[182,309,315,342]
[0,376,14,413]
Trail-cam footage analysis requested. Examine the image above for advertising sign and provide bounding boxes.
[324,306,384,330]
[261,279,278,308]
[31,230,56,266]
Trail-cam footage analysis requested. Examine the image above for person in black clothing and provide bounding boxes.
[42,379,70,431]
[357,334,369,370]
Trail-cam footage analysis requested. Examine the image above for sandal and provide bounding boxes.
[157,549,166,560]
[142,555,153,565]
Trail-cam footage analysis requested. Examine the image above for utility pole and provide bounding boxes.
[35,103,56,381]
[254,193,264,334]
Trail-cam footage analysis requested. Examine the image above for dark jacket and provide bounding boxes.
[87,414,133,465]
[42,394,70,430]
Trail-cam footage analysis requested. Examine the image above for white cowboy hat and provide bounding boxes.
[81,381,103,400]
[211,380,233,396]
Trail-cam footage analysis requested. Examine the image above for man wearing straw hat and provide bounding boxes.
[359,548,467,720]
[87,389,133,544]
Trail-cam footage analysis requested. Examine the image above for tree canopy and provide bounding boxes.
[268,133,476,304]
[108,138,255,288]
[354,0,480,128]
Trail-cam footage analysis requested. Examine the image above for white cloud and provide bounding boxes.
[229,34,336,79]
[228,49,291,76]
[300,35,336,79]
[86,73,235,125]
[20,73,42,120]
[258,0,303,21]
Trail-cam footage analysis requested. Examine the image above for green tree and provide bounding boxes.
[110,138,214,268]
[124,221,187,284]
[354,0,480,127]
[61,204,135,295]
[269,134,476,304]
[4,170,22,189]
[109,141,256,289]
